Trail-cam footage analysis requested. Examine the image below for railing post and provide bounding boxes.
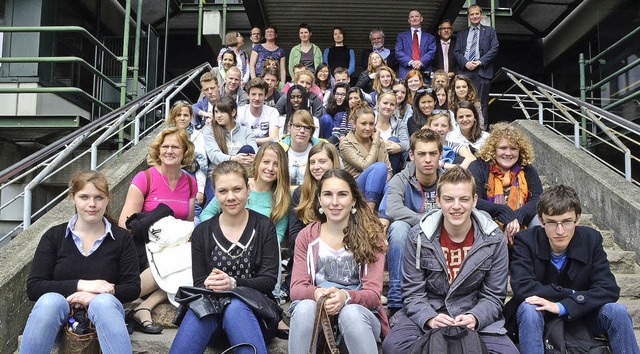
[222,0,228,40]
[131,0,143,100]
[197,0,203,46]
[625,150,632,182]
[578,53,588,147]
[538,103,543,125]
[23,189,32,229]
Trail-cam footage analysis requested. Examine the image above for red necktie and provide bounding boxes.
[412,29,420,60]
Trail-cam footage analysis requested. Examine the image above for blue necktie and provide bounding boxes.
[469,27,478,61]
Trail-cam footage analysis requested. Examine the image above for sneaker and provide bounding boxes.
[381,295,388,305]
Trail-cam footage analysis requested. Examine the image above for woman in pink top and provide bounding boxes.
[119,127,197,334]
[288,169,389,353]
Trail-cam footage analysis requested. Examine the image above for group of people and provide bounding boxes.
[17,5,639,354]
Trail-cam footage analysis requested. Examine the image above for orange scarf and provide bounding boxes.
[486,163,529,211]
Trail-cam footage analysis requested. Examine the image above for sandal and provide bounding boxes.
[127,308,163,334]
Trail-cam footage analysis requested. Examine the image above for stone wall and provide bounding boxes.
[514,120,640,261]
[0,127,159,353]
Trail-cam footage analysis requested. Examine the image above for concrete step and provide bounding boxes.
[616,273,640,298]
[130,329,289,354]
[606,249,639,274]
[618,298,640,330]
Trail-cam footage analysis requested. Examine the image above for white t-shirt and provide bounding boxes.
[236,105,279,139]
[288,144,312,186]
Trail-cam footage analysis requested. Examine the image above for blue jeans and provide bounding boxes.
[319,114,334,139]
[19,292,131,354]
[356,162,388,206]
[387,220,411,309]
[517,302,640,354]
[387,137,403,175]
[289,299,381,354]
[169,298,267,354]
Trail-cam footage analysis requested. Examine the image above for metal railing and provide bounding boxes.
[0,63,212,243]
[492,68,640,185]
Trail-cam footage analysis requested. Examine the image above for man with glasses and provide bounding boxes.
[361,28,397,72]
[434,20,458,79]
[508,185,639,354]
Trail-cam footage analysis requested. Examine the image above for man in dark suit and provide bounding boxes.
[434,19,457,79]
[361,29,397,72]
[454,4,499,124]
[508,185,639,354]
[395,9,436,82]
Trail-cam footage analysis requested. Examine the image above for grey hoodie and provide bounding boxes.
[400,208,509,335]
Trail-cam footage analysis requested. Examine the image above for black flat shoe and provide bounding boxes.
[127,308,163,334]
[276,329,289,340]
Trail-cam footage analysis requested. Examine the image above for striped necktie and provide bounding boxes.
[469,27,479,61]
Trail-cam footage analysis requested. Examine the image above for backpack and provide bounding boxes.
[409,326,490,354]
[544,317,611,354]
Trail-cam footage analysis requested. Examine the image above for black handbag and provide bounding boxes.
[172,286,282,341]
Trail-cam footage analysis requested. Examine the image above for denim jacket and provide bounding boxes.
[401,208,509,334]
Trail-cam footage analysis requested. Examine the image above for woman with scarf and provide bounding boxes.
[468,122,542,244]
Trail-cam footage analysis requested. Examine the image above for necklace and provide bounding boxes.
[160,170,181,191]
[212,229,255,259]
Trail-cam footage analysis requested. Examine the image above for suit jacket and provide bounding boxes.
[395,28,437,80]
[453,25,499,80]
[507,226,619,324]
[434,38,458,75]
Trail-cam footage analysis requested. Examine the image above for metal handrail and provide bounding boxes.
[494,68,640,183]
[0,62,212,243]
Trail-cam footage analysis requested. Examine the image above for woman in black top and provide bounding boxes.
[169,161,279,354]
[323,26,356,78]
[20,171,139,353]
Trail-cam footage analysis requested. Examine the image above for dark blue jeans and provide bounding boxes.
[387,136,404,174]
[517,302,640,354]
[169,298,267,354]
[356,162,388,206]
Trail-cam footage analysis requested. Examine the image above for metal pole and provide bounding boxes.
[132,0,143,99]
[578,53,587,146]
[119,0,132,152]
[490,0,496,28]
[222,0,227,40]
[538,103,543,125]
[163,0,170,84]
[23,134,87,228]
[587,25,640,65]
[589,57,640,92]
[197,0,203,46]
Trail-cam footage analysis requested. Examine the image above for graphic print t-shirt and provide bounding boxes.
[440,226,474,284]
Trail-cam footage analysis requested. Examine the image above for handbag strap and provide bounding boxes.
[307,296,326,354]
[307,295,340,354]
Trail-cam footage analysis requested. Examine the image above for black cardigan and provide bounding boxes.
[26,223,140,303]
[190,209,278,295]
[468,159,543,226]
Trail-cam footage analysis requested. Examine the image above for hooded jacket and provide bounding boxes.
[401,208,509,334]
[290,221,390,337]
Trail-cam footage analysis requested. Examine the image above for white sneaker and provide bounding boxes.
[381,295,388,305]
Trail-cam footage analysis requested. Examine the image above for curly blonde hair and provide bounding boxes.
[476,122,535,166]
[313,169,387,265]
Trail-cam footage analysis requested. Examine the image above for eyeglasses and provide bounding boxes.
[290,123,314,133]
[160,145,183,151]
[416,87,434,95]
[542,220,576,230]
